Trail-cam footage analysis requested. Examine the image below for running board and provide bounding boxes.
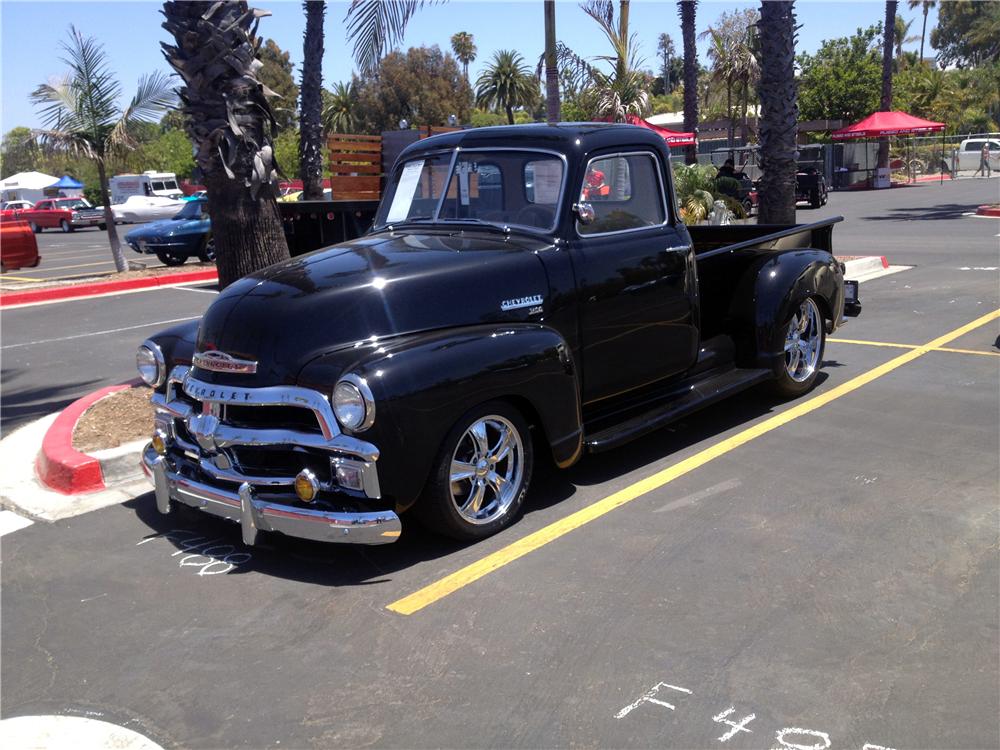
[584,367,772,453]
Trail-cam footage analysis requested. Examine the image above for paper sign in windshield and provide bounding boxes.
[386,160,425,223]
[531,161,562,204]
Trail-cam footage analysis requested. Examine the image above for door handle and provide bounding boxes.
[664,245,690,253]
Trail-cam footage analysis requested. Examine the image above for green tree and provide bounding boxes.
[476,49,536,125]
[162,0,290,288]
[678,0,699,163]
[657,33,676,94]
[322,81,357,134]
[299,1,325,200]
[137,128,196,179]
[757,0,798,225]
[700,8,760,145]
[353,45,472,133]
[1,127,40,178]
[894,14,919,61]
[450,31,477,82]
[797,25,882,123]
[274,128,300,179]
[259,38,299,130]
[931,0,1000,68]
[32,26,174,271]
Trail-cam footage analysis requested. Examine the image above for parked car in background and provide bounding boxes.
[112,195,186,224]
[125,198,212,266]
[955,137,1000,172]
[14,197,105,232]
[1,199,34,214]
[0,219,41,271]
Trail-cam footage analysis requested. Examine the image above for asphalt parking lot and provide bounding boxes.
[0,222,196,286]
[2,178,998,749]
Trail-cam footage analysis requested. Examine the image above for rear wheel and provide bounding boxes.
[155,250,187,267]
[416,401,533,541]
[770,297,825,398]
[29,221,40,233]
[98,223,107,231]
[197,236,215,263]
[809,188,821,209]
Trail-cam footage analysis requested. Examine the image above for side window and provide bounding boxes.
[37,201,50,210]
[963,141,982,152]
[577,153,665,235]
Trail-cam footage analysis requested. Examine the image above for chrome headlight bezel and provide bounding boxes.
[136,340,166,388]
[332,374,375,432]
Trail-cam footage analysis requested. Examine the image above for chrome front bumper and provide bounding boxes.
[141,445,401,546]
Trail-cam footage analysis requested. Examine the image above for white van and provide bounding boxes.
[110,171,184,204]
[955,137,1000,172]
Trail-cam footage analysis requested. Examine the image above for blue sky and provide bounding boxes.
[1,0,939,131]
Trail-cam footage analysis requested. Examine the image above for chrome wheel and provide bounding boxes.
[449,415,524,525]
[784,297,822,383]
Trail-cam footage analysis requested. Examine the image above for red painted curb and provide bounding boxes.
[1,268,218,308]
[880,255,889,269]
[36,384,133,494]
[976,205,1000,217]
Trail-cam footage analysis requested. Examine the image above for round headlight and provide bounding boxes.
[136,342,165,387]
[332,375,375,431]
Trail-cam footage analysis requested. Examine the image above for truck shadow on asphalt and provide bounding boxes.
[125,373,829,588]
[0,368,105,432]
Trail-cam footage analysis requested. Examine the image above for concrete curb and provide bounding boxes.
[976,205,1000,217]
[35,384,144,494]
[0,268,217,308]
[841,256,889,278]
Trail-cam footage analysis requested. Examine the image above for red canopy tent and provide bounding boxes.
[830,111,944,139]
[600,114,696,147]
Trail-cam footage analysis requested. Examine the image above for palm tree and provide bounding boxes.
[657,33,675,93]
[678,1,699,164]
[161,0,290,288]
[476,50,536,124]
[700,27,737,146]
[299,0,325,201]
[894,14,920,61]
[553,1,650,123]
[878,2,897,172]
[346,0,432,76]
[31,26,174,272]
[450,31,477,83]
[544,1,560,124]
[323,82,357,134]
[908,0,936,64]
[756,0,798,224]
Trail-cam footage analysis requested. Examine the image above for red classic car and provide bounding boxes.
[14,197,106,232]
[0,219,41,271]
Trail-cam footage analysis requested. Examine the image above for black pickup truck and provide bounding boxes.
[136,124,860,547]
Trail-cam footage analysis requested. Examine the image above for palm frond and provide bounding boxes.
[29,128,98,160]
[30,78,86,132]
[109,72,177,152]
[345,0,436,76]
[62,25,121,127]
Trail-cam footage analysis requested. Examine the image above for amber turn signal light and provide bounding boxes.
[294,469,320,503]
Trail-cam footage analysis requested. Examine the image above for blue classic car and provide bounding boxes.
[125,198,213,266]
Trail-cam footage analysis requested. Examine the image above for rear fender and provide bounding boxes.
[729,249,844,367]
[299,324,583,512]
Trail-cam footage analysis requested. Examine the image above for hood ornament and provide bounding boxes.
[193,350,258,375]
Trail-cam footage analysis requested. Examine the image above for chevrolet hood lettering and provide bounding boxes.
[193,350,258,374]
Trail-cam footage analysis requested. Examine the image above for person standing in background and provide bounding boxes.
[972,142,992,178]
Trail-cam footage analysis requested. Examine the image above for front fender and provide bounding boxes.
[729,249,844,366]
[145,320,200,390]
[298,324,583,512]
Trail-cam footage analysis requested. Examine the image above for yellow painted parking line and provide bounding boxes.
[387,308,1000,616]
[0,274,40,282]
[14,260,114,274]
[830,337,1000,357]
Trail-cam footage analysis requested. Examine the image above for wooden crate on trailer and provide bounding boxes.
[327,134,382,200]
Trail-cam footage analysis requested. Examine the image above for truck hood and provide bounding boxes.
[193,231,553,386]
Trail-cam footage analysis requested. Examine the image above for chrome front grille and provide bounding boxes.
[152,366,381,499]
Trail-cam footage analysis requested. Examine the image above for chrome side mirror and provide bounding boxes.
[573,201,596,225]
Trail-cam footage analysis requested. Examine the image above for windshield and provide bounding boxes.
[374,150,565,232]
[172,200,208,220]
[58,199,92,209]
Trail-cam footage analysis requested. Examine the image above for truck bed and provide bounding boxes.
[279,199,380,255]
[690,217,843,341]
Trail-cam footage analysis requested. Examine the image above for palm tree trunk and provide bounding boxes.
[756,0,798,225]
[162,0,290,289]
[96,158,126,272]
[506,104,515,125]
[679,1,699,164]
[544,0,560,124]
[299,0,326,201]
[726,84,734,148]
[877,1,897,172]
[919,5,927,64]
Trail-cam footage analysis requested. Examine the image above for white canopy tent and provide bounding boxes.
[0,171,60,204]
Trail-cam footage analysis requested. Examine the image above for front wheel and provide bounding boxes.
[197,236,215,263]
[770,297,825,398]
[155,250,187,267]
[29,221,40,233]
[60,219,73,232]
[98,223,107,231]
[416,401,533,541]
